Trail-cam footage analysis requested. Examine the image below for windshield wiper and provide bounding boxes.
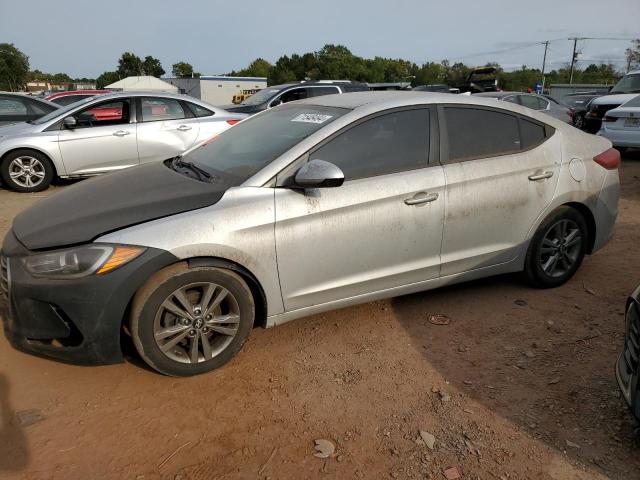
[171,156,215,183]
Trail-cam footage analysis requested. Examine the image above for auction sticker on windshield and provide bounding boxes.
[291,113,333,124]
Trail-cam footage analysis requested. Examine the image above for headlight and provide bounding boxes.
[22,244,145,279]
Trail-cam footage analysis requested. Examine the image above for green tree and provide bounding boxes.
[172,61,194,78]
[625,39,640,71]
[0,43,29,91]
[117,52,143,77]
[142,55,165,77]
[96,71,120,89]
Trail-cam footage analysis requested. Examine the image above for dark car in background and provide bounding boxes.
[0,93,59,126]
[616,284,640,421]
[559,93,601,130]
[584,70,640,133]
[222,81,369,115]
[413,84,451,93]
[458,66,499,93]
[474,91,572,123]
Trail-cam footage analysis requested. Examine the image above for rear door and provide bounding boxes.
[136,96,200,164]
[274,108,445,311]
[57,98,139,175]
[439,105,560,276]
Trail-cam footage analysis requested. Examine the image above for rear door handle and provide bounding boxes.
[404,192,439,205]
[112,130,130,137]
[528,171,554,181]
[177,125,192,131]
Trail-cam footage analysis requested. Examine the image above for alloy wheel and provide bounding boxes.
[539,219,582,278]
[8,156,46,189]
[153,282,240,364]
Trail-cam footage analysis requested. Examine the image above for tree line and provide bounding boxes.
[1,41,639,92]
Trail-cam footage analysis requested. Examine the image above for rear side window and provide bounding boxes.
[520,118,546,149]
[445,107,520,162]
[0,97,27,115]
[310,109,429,181]
[519,95,540,110]
[186,102,214,117]
[141,97,186,122]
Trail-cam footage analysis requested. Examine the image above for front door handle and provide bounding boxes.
[177,125,192,131]
[404,192,439,206]
[112,130,130,137]
[528,171,554,181]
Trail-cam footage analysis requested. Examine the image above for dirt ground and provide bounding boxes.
[0,152,639,480]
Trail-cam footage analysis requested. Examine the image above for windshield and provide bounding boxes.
[610,74,640,94]
[181,104,348,182]
[240,87,285,106]
[30,96,96,125]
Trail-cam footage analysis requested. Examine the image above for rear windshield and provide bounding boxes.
[622,95,640,108]
[182,104,348,182]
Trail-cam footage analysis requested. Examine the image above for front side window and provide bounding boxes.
[181,104,347,183]
[445,107,520,162]
[141,97,186,122]
[0,97,27,116]
[74,100,131,128]
[310,109,430,181]
[310,86,340,97]
[276,88,309,105]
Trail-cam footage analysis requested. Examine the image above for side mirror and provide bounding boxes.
[63,116,77,129]
[270,99,283,107]
[294,159,344,189]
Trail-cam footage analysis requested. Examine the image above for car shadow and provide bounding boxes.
[391,266,640,478]
[0,373,30,471]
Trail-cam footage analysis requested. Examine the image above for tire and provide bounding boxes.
[524,206,588,289]
[0,149,54,192]
[572,113,585,130]
[130,263,255,376]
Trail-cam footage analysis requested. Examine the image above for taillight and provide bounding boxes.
[593,148,620,170]
[568,108,574,118]
[603,116,617,122]
[226,119,240,126]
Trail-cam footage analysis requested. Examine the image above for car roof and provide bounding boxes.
[473,91,526,98]
[293,91,569,127]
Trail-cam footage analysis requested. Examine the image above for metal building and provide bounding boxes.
[165,76,267,106]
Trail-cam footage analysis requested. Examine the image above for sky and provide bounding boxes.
[1,0,638,79]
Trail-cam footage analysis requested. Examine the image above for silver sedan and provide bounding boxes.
[2,92,620,376]
[0,92,247,192]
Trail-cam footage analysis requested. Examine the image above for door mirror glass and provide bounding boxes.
[294,159,344,188]
[63,116,77,129]
[270,99,283,108]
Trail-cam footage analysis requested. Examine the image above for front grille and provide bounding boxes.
[0,253,9,300]
[619,301,640,392]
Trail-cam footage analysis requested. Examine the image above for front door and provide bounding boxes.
[439,105,561,276]
[136,96,200,164]
[274,108,445,311]
[57,98,138,176]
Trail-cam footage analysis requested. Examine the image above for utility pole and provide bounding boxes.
[568,37,584,84]
[541,41,549,91]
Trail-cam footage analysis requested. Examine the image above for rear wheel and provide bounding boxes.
[524,207,587,288]
[130,264,255,376]
[0,149,54,192]
[572,113,586,130]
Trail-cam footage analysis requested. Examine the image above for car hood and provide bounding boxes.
[11,162,237,251]
[0,121,39,139]
[592,94,639,106]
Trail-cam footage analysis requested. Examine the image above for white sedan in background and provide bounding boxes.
[599,94,640,152]
[0,92,247,192]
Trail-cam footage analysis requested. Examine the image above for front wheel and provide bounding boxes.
[130,264,255,376]
[524,207,588,288]
[0,149,54,192]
